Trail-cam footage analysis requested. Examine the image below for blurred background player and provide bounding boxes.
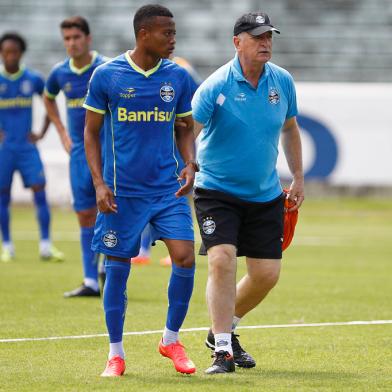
[44,17,107,297]
[133,55,201,267]
[0,32,64,263]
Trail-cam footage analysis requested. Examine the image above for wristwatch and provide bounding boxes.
[185,159,200,172]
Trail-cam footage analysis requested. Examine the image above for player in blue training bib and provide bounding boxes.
[44,17,108,298]
[83,5,198,377]
[0,32,64,263]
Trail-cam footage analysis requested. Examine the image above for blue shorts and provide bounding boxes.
[92,193,194,258]
[0,146,45,190]
[70,155,96,212]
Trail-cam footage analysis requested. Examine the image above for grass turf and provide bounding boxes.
[0,198,391,391]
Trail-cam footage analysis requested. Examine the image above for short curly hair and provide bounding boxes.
[0,32,27,52]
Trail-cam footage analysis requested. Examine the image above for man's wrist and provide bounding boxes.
[94,180,106,189]
[292,173,304,182]
[185,159,200,172]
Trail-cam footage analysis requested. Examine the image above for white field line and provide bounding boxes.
[1,319,391,344]
[12,231,355,246]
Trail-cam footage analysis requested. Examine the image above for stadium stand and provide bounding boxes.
[0,0,392,81]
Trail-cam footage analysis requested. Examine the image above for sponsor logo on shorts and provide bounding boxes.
[103,230,118,248]
[160,84,175,102]
[202,216,216,235]
[268,88,280,104]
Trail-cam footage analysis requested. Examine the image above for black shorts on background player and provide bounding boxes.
[194,187,284,259]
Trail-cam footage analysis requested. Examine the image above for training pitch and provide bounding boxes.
[0,197,391,391]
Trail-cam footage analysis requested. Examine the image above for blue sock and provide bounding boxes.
[81,226,98,281]
[33,190,50,240]
[166,263,195,332]
[0,191,11,243]
[104,259,131,343]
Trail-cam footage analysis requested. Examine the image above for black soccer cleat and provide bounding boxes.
[205,329,256,368]
[63,284,100,298]
[205,350,235,374]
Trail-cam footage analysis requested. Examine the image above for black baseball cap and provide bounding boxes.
[233,12,280,36]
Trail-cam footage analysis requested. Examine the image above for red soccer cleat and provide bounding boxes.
[158,339,196,374]
[131,256,151,265]
[101,355,126,377]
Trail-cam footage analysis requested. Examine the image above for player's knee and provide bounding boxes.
[208,247,236,275]
[251,265,280,288]
[172,252,195,269]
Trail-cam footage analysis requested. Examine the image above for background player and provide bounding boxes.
[83,4,197,376]
[0,32,64,263]
[44,17,107,297]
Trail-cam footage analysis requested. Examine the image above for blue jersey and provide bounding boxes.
[192,56,298,202]
[84,52,193,197]
[45,51,107,157]
[0,66,45,150]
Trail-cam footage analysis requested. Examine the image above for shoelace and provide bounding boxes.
[169,343,188,361]
[211,351,231,365]
[108,357,122,368]
[231,333,244,354]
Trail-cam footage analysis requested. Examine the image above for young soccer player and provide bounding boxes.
[84,4,197,376]
[44,17,107,297]
[0,32,64,263]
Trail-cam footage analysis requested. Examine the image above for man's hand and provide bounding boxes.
[286,178,305,212]
[28,131,44,144]
[175,164,196,197]
[96,183,118,214]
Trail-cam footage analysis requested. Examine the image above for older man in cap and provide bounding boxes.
[191,12,304,374]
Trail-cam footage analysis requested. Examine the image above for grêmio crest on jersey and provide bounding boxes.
[160,82,175,103]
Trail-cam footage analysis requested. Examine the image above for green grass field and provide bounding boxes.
[1,198,392,391]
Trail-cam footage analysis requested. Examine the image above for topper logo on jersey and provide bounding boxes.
[103,231,117,248]
[120,87,136,99]
[202,216,216,235]
[235,92,247,102]
[160,84,175,102]
[268,88,280,104]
